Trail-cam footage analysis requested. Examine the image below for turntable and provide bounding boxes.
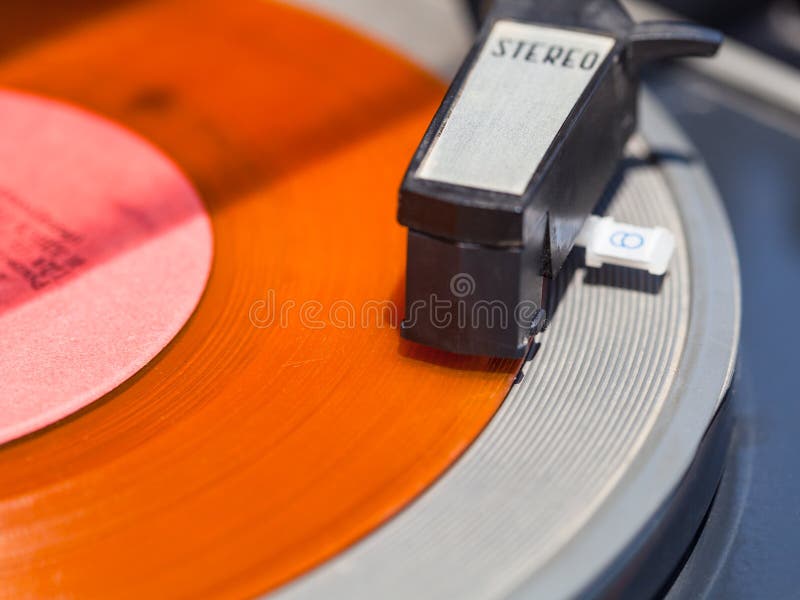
[0,1,744,598]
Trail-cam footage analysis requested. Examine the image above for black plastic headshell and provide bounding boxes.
[397,0,721,358]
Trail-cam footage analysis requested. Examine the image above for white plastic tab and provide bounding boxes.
[575,216,675,276]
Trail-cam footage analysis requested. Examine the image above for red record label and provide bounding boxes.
[0,90,213,444]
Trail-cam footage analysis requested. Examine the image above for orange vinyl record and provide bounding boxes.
[0,1,520,597]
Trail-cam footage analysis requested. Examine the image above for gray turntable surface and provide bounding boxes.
[652,64,800,600]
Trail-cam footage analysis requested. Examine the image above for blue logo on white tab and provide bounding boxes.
[610,231,645,250]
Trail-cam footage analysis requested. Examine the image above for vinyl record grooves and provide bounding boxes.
[0,1,521,597]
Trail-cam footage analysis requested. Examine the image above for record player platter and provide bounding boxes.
[0,1,739,598]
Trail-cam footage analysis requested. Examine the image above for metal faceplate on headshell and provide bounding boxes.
[417,21,615,195]
[398,0,721,358]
